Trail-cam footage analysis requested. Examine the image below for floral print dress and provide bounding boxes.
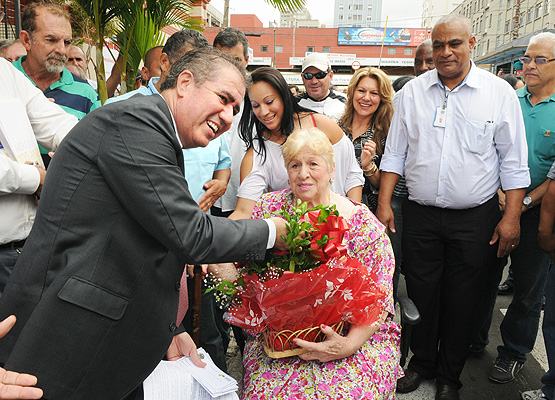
[241,189,402,400]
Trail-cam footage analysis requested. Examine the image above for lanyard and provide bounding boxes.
[440,76,467,110]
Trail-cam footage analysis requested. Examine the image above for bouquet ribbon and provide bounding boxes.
[302,211,349,262]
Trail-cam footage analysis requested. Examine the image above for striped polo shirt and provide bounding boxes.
[12,56,101,154]
[13,56,100,120]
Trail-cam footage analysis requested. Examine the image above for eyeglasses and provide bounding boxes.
[519,56,555,65]
[302,71,329,80]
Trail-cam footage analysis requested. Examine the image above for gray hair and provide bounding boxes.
[213,27,249,60]
[416,39,432,53]
[433,14,472,37]
[160,47,248,91]
[162,29,210,64]
[529,32,555,58]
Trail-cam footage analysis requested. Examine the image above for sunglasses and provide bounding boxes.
[302,71,329,80]
[519,56,555,65]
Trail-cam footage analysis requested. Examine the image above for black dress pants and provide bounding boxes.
[403,196,501,389]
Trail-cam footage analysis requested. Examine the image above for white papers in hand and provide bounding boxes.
[143,348,239,400]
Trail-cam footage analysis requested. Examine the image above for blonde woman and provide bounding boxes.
[339,67,394,211]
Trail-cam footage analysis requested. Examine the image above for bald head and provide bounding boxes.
[433,14,472,38]
[431,14,475,88]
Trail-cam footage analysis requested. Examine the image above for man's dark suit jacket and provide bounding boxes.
[0,94,269,399]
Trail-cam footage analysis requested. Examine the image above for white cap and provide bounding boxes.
[301,53,330,73]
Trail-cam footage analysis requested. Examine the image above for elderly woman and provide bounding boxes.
[229,67,363,220]
[338,67,393,212]
[242,128,401,399]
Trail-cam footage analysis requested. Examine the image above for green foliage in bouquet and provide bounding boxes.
[247,199,339,276]
[209,199,339,303]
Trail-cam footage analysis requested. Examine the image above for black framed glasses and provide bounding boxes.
[519,56,555,65]
[302,71,329,80]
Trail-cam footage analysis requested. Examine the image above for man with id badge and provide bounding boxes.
[377,14,529,400]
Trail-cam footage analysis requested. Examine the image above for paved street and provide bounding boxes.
[396,272,547,400]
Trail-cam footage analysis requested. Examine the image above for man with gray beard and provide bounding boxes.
[14,2,100,165]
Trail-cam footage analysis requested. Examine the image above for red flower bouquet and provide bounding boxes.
[213,201,387,358]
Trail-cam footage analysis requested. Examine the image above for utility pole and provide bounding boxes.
[223,0,230,28]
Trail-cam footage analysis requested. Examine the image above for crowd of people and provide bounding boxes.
[0,1,554,400]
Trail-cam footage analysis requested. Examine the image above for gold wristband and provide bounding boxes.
[363,163,378,177]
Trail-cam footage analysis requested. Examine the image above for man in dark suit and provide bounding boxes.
[0,47,287,400]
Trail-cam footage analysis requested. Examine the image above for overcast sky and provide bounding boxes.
[209,0,424,28]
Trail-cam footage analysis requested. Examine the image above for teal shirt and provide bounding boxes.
[517,86,555,191]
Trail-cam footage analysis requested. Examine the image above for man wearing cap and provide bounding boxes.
[295,52,346,122]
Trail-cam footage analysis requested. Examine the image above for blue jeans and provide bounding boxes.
[542,262,555,399]
[498,207,551,363]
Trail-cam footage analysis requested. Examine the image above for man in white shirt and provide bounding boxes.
[0,58,77,295]
[377,14,529,400]
[295,53,346,122]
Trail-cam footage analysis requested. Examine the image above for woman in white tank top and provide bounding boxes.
[229,67,363,220]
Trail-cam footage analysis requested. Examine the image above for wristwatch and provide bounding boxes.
[523,196,533,209]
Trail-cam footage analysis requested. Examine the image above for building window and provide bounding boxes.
[498,12,503,29]
[388,48,396,55]
[261,45,269,52]
[275,45,283,53]
[499,0,504,6]
[307,46,315,52]
[527,8,533,23]
[545,0,550,14]
[505,20,510,32]
[536,3,542,18]
[404,48,413,55]
[323,46,331,53]
[339,15,343,20]
[489,14,492,27]
[496,35,500,47]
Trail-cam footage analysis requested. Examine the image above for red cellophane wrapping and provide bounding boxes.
[225,210,388,349]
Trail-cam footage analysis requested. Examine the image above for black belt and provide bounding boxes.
[0,240,26,250]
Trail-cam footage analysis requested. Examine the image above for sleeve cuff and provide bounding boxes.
[264,219,277,249]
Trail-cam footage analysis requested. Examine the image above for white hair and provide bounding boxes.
[528,32,555,58]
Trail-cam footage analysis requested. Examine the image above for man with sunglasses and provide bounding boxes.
[488,32,555,388]
[295,52,346,122]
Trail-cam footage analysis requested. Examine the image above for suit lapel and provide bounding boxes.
[150,94,185,175]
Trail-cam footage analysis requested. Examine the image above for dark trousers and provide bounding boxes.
[498,207,550,362]
[0,246,22,297]
[542,262,555,399]
[403,196,501,389]
[184,282,229,372]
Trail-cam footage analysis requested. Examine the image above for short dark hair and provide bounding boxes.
[22,1,70,36]
[499,73,521,90]
[144,46,163,70]
[239,67,312,163]
[162,29,210,64]
[392,75,414,92]
[213,27,249,60]
[160,47,247,92]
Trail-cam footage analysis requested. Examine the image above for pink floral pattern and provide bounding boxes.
[242,189,402,399]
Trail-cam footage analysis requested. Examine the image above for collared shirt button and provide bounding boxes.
[169,322,177,332]
[175,282,181,291]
